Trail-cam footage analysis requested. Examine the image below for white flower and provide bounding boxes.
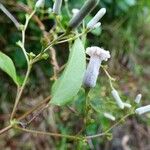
[92,22,101,29]
[72,8,80,16]
[135,105,150,115]
[135,94,142,104]
[87,8,106,29]
[83,47,110,88]
[124,102,131,108]
[53,0,63,15]
[104,112,116,121]
[35,0,45,8]
[111,89,124,109]
[86,46,110,61]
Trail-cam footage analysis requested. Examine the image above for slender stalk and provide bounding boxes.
[0,3,20,29]
[0,125,12,135]
[101,65,115,89]
[64,0,71,18]
[84,88,90,131]
[86,112,133,139]
[10,9,36,120]
[21,9,36,65]
[0,96,51,135]
[10,64,32,120]
[56,16,65,31]
[18,95,51,120]
[57,31,87,44]
[32,33,66,64]
[24,104,49,126]
[15,126,84,141]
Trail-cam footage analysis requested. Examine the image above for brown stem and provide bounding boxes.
[0,125,12,135]
[18,95,51,120]
[0,96,51,135]
[15,126,84,141]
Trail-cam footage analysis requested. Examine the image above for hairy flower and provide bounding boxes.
[124,102,131,108]
[53,0,63,15]
[91,22,101,30]
[111,89,124,109]
[135,105,150,115]
[87,8,106,29]
[72,8,80,16]
[35,0,45,8]
[104,112,116,121]
[135,94,142,104]
[68,0,98,29]
[83,46,110,88]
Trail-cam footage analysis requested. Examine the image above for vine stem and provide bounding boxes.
[57,31,87,44]
[18,95,51,120]
[0,3,20,29]
[101,65,115,90]
[10,64,32,120]
[32,33,66,64]
[21,9,36,65]
[10,9,36,120]
[86,112,133,139]
[0,124,12,135]
[0,95,51,135]
[84,88,90,130]
[15,126,84,141]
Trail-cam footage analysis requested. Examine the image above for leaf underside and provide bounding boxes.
[50,38,86,106]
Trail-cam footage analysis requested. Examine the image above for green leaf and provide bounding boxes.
[0,51,18,85]
[50,38,86,106]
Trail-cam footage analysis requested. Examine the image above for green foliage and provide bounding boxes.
[50,38,86,106]
[0,52,19,86]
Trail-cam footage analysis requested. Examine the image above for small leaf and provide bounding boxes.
[0,51,18,85]
[50,38,86,106]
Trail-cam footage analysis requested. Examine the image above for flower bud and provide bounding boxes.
[135,94,142,104]
[72,8,80,16]
[41,53,49,60]
[87,8,106,29]
[83,47,110,88]
[53,0,63,15]
[35,0,45,8]
[68,0,98,29]
[111,89,124,109]
[104,112,116,121]
[123,102,131,108]
[135,105,150,115]
[91,22,101,30]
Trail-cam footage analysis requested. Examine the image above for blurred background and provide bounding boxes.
[0,0,150,149]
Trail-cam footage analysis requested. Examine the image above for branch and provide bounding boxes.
[10,64,32,120]
[15,126,84,141]
[0,96,51,135]
[0,125,12,135]
[0,3,20,29]
[86,113,133,139]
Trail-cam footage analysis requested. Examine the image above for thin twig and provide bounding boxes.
[24,104,49,126]
[86,113,133,139]
[18,96,51,120]
[10,65,32,120]
[15,126,84,141]
[21,9,36,65]
[0,124,12,135]
[43,32,60,79]
[0,96,51,135]
[10,9,36,120]
[0,3,20,29]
